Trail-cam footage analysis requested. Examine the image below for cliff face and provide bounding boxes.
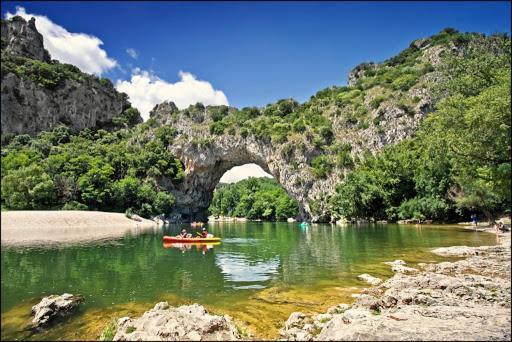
[150,91,432,222]
[1,16,133,136]
[1,16,50,62]
[147,30,493,222]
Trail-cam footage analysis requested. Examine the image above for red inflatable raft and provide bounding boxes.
[163,235,221,243]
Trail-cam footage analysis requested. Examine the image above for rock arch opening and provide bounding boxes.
[208,163,300,221]
[163,136,310,223]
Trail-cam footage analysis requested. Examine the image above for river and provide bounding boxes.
[1,222,497,340]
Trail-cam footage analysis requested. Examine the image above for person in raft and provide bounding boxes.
[178,229,192,238]
[199,227,209,238]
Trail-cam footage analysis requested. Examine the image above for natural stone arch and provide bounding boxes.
[150,96,429,223]
[164,132,311,222]
[150,101,339,223]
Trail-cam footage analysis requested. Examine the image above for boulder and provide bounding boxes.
[31,293,82,327]
[357,273,383,286]
[113,303,240,341]
[384,260,418,273]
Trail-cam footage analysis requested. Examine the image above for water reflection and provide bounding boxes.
[163,242,219,254]
[215,253,279,286]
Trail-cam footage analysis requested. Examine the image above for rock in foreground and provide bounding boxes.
[281,234,511,341]
[357,274,383,286]
[31,293,82,327]
[113,303,241,341]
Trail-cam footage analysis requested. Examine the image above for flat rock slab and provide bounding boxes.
[357,274,383,286]
[281,235,511,341]
[384,260,418,273]
[113,303,241,341]
[31,293,82,327]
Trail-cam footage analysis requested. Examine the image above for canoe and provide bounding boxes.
[163,241,221,249]
[163,235,221,243]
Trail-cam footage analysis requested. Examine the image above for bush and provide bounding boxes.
[391,73,419,91]
[209,121,226,135]
[1,132,15,146]
[1,164,56,209]
[318,125,333,142]
[153,191,175,215]
[62,201,88,211]
[240,127,249,138]
[155,126,177,145]
[292,118,306,133]
[125,207,134,219]
[209,106,229,122]
[310,155,334,178]
[112,108,142,128]
[370,95,387,109]
[337,150,354,168]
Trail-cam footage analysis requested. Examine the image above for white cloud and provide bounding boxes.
[126,48,138,59]
[219,164,273,183]
[115,69,229,120]
[5,6,117,75]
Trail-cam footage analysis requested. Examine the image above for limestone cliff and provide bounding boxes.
[146,29,501,223]
[1,16,134,136]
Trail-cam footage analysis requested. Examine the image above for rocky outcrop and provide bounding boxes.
[151,88,435,223]
[148,32,457,223]
[31,293,82,328]
[383,260,418,274]
[1,16,133,136]
[280,233,511,341]
[1,16,50,62]
[347,62,376,86]
[113,302,241,341]
[153,103,323,222]
[357,273,383,286]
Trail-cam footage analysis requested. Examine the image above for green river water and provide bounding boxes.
[1,222,497,340]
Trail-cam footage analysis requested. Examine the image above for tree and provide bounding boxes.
[1,164,56,209]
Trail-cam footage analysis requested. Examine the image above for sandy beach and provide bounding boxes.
[1,211,158,246]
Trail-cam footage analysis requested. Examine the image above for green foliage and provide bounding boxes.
[370,95,387,109]
[391,73,419,91]
[155,126,177,145]
[209,106,229,122]
[1,125,183,218]
[99,319,117,341]
[209,177,298,221]
[210,121,226,135]
[112,108,143,128]
[1,132,15,146]
[331,34,511,221]
[62,201,88,211]
[310,155,334,178]
[1,55,86,88]
[1,164,56,209]
[336,144,354,168]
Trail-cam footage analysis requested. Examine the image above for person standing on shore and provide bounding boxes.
[471,214,477,226]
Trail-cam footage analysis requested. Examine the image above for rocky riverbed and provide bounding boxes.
[279,230,511,341]
[112,303,241,341]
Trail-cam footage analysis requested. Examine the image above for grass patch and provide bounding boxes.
[235,324,251,338]
[311,325,323,337]
[99,319,117,341]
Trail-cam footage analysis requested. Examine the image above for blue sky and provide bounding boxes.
[2,1,511,114]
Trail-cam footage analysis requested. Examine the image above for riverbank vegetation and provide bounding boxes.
[209,177,299,221]
[1,29,509,223]
[330,35,511,222]
[1,121,183,218]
